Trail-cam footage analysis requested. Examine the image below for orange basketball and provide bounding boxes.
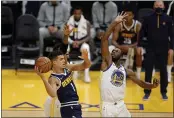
[35,57,52,73]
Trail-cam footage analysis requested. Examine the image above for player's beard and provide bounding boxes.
[112,56,120,63]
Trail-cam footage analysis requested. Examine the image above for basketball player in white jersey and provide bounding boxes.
[100,12,159,117]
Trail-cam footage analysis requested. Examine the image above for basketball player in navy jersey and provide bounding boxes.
[43,25,74,117]
[100,12,159,117]
[109,8,141,71]
[35,29,90,118]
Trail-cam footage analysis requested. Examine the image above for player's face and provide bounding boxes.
[154,1,165,9]
[74,9,82,21]
[125,11,134,22]
[111,48,122,62]
[55,55,66,69]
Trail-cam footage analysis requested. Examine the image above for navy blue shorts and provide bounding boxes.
[60,104,82,118]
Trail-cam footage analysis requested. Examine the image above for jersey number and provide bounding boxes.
[124,38,131,44]
[71,83,76,92]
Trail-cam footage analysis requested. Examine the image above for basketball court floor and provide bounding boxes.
[2,70,173,117]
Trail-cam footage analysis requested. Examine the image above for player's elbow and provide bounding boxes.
[48,92,56,97]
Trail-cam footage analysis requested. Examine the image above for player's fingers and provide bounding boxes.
[120,11,124,16]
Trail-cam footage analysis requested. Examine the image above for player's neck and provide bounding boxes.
[114,60,121,67]
[125,20,133,26]
[52,67,64,74]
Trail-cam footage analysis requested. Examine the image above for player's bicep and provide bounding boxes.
[126,68,142,84]
[48,77,61,91]
[101,55,112,71]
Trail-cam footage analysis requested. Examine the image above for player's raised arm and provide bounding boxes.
[63,24,74,45]
[101,12,128,66]
[35,66,60,97]
[126,69,159,89]
[66,49,91,71]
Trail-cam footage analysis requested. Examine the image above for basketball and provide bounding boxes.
[35,57,52,73]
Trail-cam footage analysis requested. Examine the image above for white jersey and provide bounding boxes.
[100,63,127,102]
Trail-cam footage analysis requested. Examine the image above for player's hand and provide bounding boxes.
[34,66,44,78]
[152,78,159,88]
[114,11,128,24]
[78,49,88,60]
[63,24,74,36]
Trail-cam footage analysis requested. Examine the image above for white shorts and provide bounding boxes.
[44,96,61,117]
[101,100,131,117]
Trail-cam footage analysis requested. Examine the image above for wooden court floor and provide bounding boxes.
[2,70,174,117]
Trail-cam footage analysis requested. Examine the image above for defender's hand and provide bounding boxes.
[114,11,128,24]
[63,24,74,36]
[152,78,159,88]
[78,49,88,60]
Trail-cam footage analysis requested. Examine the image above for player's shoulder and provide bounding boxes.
[135,20,142,26]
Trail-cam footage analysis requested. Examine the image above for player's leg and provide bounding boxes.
[60,105,82,118]
[143,51,155,100]
[158,52,168,100]
[72,105,82,118]
[125,48,135,69]
[44,96,60,117]
[39,27,51,56]
[167,50,173,82]
[80,43,91,83]
[44,96,52,117]
[136,47,143,79]
[101,103,115,117]
[116,104,131,117]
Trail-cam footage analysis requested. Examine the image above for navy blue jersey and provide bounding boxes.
[50,69,79,103]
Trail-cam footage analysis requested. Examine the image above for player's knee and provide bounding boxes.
[90,27,96,39]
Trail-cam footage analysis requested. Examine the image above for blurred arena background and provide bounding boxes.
[1,1,174,117]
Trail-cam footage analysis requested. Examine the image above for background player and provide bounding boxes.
[109,7,141,71]
[100,12,159,117]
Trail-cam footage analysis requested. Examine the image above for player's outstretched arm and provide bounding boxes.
[63,24,74,45]
[101,12,128,68]
[35,66,60,97]
[126,69,159,89]
[66,49,91,71]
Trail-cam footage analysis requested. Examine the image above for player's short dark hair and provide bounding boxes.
[48,49,64,61]
[52,43,68,54]
[123,4,135,15]
[73,6,83,12]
